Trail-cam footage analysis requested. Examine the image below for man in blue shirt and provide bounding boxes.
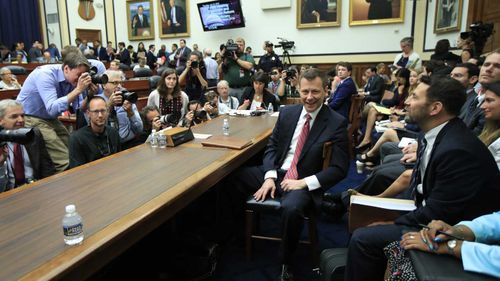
[16,52,92,172]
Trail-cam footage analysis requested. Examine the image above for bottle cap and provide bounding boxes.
[65,204,76,213]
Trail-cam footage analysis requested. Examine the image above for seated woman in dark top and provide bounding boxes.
[238,72,279,112]
[356,68,411,151]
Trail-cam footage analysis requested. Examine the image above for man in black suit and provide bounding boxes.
[174,39,191,69]
[146,44,157,70]
[228,68,349,280]
[344,77,500,281]
[117,42,131,66]
[165,0,186,34]
[131,5,149,36]
[0,100,55,192]
[358,66,385,103]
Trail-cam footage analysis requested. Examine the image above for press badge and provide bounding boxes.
[239,68,244,78]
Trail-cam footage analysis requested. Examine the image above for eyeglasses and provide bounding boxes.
[108,81,123,85]
[271,72,279,75]
[89,109,108,115]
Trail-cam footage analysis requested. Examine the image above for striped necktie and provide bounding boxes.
[284,113,311,180]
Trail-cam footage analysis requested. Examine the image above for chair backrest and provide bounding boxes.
[119,63,130,71]
[6,65,27,75]
[156,66,168,77]
[134,67,153,78]
[149,75,161,90]
[322,141,333,170]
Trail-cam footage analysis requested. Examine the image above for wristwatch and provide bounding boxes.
[446,239,457,255]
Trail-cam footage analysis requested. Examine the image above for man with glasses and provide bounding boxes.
[99,70,143,149]
[0,67,21,90]
[69,96,120,168]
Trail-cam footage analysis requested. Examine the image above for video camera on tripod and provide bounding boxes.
[274,37,295,50]
[220,39,239,59]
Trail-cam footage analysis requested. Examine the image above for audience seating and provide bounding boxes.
[134,68,153,78]
[149,75,161,90]
[5,65,27,75]
[119,63,130,71]
[244,142,333,267]
[156,66,168,77]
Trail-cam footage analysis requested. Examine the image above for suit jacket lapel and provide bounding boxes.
[279,106,302,164]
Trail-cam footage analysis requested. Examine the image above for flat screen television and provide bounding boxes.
[197,0,245,31]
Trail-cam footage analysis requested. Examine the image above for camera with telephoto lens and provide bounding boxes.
[190,60,199,69]
[159,112,181,125]
[0,127,35,145]
[116,89,138,106]
[220,39,239,58]
[88,66,108,84]
[460,21,494,55]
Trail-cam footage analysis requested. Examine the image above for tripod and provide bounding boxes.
[281,49,292,68]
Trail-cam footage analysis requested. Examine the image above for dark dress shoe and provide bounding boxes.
[279,264,294,281]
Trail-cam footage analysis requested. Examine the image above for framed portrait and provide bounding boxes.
[158,0,190,38]
[127,0,155,41]
[349,0,405,26]
[434,0,462,34]
[297,0,341,29]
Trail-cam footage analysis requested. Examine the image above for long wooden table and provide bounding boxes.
[0,115,277,281]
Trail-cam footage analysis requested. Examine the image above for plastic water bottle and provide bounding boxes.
[222,118,230,136]
[267,103,274,114]
[62,204,84,246]
[158,132,167,148]
[150,129,158,148]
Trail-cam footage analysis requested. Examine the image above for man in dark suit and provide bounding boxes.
[174,39,191,69]
[367,0,392,20]
[327,61,357,120]
[146,44,157,70]
[344,77,500,281]
[131,5,149,36]
[358,66,385,103]
[228,68,349,280]
[117,42,131,66]
[166,0,186,34]
[461,50,500,135]
[0,100,55,192]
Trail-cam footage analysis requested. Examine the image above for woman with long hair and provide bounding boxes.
[147,68,189,127]
[479,81,500,169]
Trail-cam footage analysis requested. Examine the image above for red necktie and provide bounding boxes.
[13,143,25,187]
[284,113,311,180]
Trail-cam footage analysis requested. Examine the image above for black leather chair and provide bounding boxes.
[119,63,130,71]
[134,67,153,78]
[156,66,168,77]
[149,75,161,90]
[5,65,27,75]
[244,142,333,267]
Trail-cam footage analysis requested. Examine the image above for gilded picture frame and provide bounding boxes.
[158,0,190,38]
[434,0,462,34]
[127,0,155,41]
[297,0,341,29]
[349,0,405,26]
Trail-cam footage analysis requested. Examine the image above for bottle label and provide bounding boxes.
[63,223,83,236]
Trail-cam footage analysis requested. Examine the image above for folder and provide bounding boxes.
[201,135,253,150]
[373,104,392,115]
[348,195,416,232]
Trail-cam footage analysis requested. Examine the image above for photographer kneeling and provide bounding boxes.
[181,100,211,127]
[0,100,55,192]
[100,70,143,149]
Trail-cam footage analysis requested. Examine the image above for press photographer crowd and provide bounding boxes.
[1,19,500,281]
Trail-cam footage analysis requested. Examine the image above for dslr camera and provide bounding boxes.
[116,89,138,106]
[284,68,297,85]
[220,39,239,58]
[0,127,34,145]
[88,66,108,84]
[190,60,199,69]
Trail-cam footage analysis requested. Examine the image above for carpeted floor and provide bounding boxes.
[90,160,367,281]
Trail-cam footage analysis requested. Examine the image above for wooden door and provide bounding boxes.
[467,0,499,53]
[75,29,102,45]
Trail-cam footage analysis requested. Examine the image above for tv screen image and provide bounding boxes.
[197,0,245,31]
